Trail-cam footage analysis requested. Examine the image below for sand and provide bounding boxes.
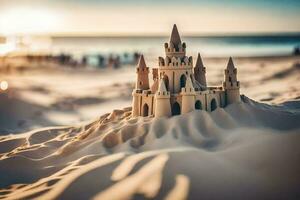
[0,55,300,199]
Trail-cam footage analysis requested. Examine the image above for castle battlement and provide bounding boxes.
[223,81,240,89]
[136,67,149,73]
[132,24,241,118]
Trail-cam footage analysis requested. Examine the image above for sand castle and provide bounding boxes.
[132,24,240,118]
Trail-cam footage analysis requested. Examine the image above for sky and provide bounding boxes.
[0,0,300,35]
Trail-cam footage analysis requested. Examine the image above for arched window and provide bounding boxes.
[172,102,181,115]
[163,75,169,91]
[211,99,217,111]
[229,76,232,82]
[142,104,149,117]
[180,74,186,88]
[195,100,202,110]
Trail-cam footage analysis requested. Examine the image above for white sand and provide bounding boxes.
[0,96,299,199]
[0,56,300,199]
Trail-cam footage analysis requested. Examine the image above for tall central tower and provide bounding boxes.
[158,24,193,94]
[165,24,186,59]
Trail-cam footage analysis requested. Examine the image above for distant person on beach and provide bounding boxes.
[81,56,87,67]
[294,46,300,56]
[97,55,105,68]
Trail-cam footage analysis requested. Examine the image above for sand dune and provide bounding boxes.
[0,96,300,200]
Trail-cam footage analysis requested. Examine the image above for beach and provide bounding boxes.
[1,54,299,132]
[0,54,300,199]
[1,0,300,198]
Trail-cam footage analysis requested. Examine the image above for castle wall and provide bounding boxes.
[132,90,141,117]
[167,90,225,114]
[170,94,182,108]
[155,96,171,117]
[134,86,226,117]
[195,92,207,110]
[205,91,222,112]
[133,91,155,117]
[226,89,240,105]
[159,67,193,94]
[219,91,226,107]
[181,94,195,114]
[140,92,155,117]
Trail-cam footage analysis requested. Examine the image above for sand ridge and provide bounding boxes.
[0,96,300,199]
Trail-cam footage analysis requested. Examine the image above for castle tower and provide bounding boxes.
[223,57,240,104]
[160,24,193,94]
[194,53,207,87]
[155,79,171,117]
[135,55,149,90]
[181,76,195,114]
[164,24,186,59]
[131,91,139,117]
[132,55,150,117]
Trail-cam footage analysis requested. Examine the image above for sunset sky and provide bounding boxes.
[0,0,300,35]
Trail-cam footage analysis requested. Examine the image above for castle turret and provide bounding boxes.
[132,55,149,117]
[194,53,207,87]
[164,24,186,59]
[181,76,195,114]
[135,55,149,90]
[223,57,240,104]
[154,79,171,117]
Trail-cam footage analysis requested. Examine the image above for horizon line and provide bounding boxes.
[1,31,300,38]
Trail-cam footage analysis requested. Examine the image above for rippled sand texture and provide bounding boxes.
[0,96,300,200]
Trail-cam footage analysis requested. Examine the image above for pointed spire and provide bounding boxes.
[137,54,147,69]
[158,79,167,93]
[185,76,194,91]
[170,24,181,47]
[227,57,235,70]
[195,53,204,69]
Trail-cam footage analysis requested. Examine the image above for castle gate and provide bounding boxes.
[172,102,181,115]
[195,100,202,110]
[142,104,149,116]
[210,99,217,111]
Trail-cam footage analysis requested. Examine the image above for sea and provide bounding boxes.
[2,34,299,65]
[50,34,300,59]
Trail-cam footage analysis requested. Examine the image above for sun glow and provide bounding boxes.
[0,81,8,91]
[0,7,61,35]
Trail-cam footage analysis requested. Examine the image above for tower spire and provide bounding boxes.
[223,57,240,104]
[170,24,181,47]
[135,54,149,90]
[194,53,207,87]
[137,54,147,69]
[195,53,204,69]
[164,24,186,59]
[227,57,235,70]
